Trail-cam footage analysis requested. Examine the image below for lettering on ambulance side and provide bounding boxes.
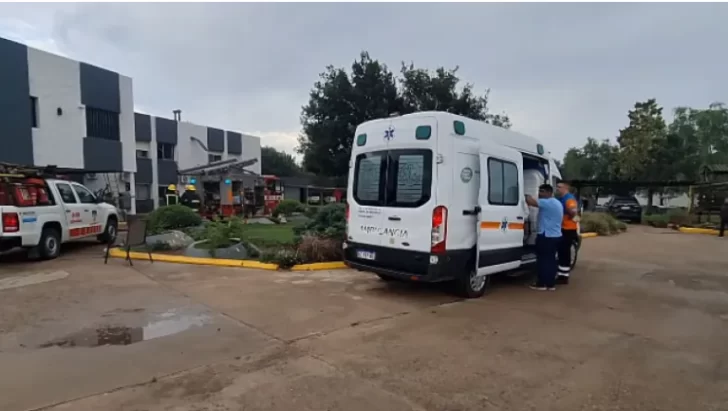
[359,225,409,239]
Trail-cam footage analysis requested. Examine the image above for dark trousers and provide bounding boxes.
[558,229,578,277]
[720,218,727,237]
[536,234,559,288]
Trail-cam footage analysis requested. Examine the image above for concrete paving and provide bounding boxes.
[1,226,727,411]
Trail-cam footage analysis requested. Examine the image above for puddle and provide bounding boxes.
[40,313,210,348]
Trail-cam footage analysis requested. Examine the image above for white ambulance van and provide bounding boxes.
[343,111,581,298]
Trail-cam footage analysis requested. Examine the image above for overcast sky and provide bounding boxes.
[1,3,727,161]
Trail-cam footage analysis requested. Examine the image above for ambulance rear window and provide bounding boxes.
[353,149,432,208]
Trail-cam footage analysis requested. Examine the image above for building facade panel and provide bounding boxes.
[134,113,152,142]
[207,127,225,152]
[0,37,34,165]
[80,62,120,114]
[27,47,85,169]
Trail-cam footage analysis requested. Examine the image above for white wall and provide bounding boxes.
[119,75,136,173]
[27,48,85,169]
[241,133,262,174]
[177,121,209,170]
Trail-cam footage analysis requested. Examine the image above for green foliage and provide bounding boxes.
[261,146,302,176]
[147,205,202,235]
[643,213,669,228]
[196,217,246,256]
[666,208,690,226]
[239,223,297,247]
[272,199,305,217]
[293,203,346,241]
[298,51,510,177]
[259,248,302,269]
[580,212,628,236]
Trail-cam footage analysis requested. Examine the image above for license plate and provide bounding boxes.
[621,206,631,210]
[356,250,376,260]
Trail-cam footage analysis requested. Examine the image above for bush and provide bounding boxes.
[272,199,305,217]
[643,213,669,228]
[666,208,690,226]
[294,203,346,241]
[296,234,343,263]
[580,212,628,236]
[147,205,202,235]
[259,248,302,269]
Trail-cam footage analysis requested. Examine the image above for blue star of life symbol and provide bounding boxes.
[500,217,508,232]
[384,126,395,141]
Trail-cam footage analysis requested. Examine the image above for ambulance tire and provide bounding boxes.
[98,217,118,245]
[454,268,489,299]
[38,226,61,260]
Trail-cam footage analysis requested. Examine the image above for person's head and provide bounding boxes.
[538,184,554,199]
[556,181,570,198]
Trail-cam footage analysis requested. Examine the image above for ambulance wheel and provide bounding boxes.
[38,227,61,260]
[98,217,118,245]
[455,269,489,298]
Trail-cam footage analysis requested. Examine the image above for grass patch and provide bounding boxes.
[239,223,298,247]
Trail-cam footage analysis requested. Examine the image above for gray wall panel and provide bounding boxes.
[207,128,224,152]
[155,117,178,144]
[0,37,34,165]
[134,113,152,142]
[80,62,120,113]
[135,158,153,183]
[226,131,242,155]
[83,138,123,171]
[157,160,178,185]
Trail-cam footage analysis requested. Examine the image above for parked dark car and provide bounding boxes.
[604,196,643,223]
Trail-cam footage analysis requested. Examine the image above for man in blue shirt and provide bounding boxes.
[525,184,564,291]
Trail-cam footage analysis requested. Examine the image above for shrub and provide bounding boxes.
[272,199,305,217]
[196,217,247,256]
[580,212,628,236]
[296,234,343,263]
[147,205,202,235]
[304,206,320,219]
[259,248,302,269]
[643,213,669,228]
[666,208,690,226]
[294,203,346,241]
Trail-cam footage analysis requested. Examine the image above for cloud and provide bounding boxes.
[1,2,727,161]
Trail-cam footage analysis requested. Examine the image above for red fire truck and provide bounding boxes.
[262,175,283,215]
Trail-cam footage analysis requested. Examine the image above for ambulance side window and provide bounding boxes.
[488,158,519,206]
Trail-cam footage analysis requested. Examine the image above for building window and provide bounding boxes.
[157,143,175,160]
[488,158,519,206]
[30,96,39,128]
[208,153,222,163]
[135,184,151,200]
[136,149,149,159]
[85,107,120,140]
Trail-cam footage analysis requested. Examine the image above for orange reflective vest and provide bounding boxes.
[560,193,579,230]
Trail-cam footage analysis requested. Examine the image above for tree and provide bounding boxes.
[260,146,301,176]
[668,103,728,180]
[399,64,511,128]
[616,99,670,207]
[298,51,510,177]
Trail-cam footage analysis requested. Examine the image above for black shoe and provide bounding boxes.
[557,276,569,285]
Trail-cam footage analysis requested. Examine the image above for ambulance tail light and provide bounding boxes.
[431,205,447,254]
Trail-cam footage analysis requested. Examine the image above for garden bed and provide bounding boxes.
[127,202,346,270]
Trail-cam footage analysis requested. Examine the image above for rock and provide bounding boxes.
[146,230,194,250]
[184,239,250,260]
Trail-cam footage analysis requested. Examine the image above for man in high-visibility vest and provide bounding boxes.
[556,181,579,284]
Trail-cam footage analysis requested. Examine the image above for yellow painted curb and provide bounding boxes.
[107,248,279,270]
[581,232,598,238]
[678,227,720,236]
[290,261,348,271]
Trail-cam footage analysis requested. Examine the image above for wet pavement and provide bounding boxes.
[1,226,727,411]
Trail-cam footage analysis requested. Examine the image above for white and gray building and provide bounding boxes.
[0,36,261,214]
